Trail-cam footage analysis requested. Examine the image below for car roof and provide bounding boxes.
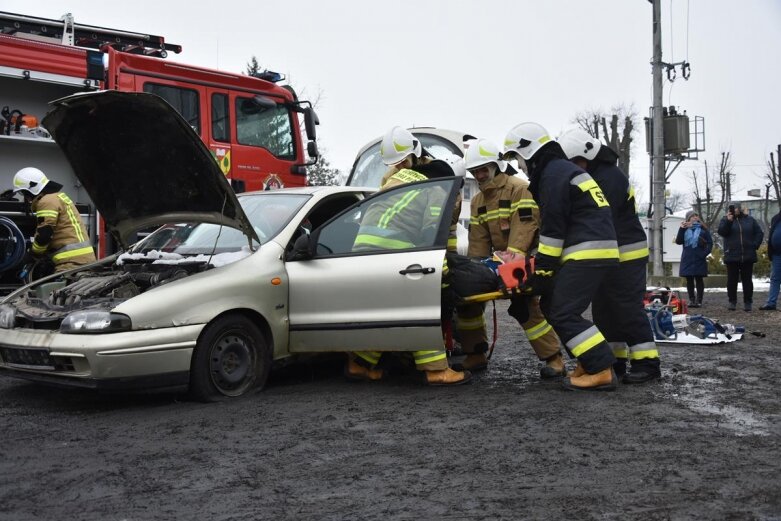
[352,127,477,159]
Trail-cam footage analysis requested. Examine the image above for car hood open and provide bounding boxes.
[42,90,258,249]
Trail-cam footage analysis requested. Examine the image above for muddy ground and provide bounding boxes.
[0,292,779,521]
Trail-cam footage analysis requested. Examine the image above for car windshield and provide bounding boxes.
[130,193,311,255]
[348,134,463,188]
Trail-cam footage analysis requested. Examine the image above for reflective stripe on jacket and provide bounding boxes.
[353,169,448,251]
[382,166,461,252]
[467,173,538,258]
[534,158,618,267]
[589,162,649,262]
[32,191,96,266]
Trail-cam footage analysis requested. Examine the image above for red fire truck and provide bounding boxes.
[0,11,318,292]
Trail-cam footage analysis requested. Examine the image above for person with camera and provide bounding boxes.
[717,202,764,311]
[675,210,713,308]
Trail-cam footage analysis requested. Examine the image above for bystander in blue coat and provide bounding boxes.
[675,210,712,307]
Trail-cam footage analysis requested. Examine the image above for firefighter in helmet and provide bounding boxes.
[378,126,431,188]
[503,123,618,391]
[558,128,661,383]
[345,157,472,386]
[12,167,95,273]
[453,138,565,378]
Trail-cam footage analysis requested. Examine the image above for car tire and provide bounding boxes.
[189,314,271,402]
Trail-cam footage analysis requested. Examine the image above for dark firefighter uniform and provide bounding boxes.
[352,167,457,372]
[587,147,661,382]
[531,153,618,379]
[31,188,95,272]
[456,172,562,370]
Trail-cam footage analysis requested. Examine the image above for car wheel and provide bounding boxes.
[189,315,271,402]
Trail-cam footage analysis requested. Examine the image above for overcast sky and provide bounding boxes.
[5,0,780,205]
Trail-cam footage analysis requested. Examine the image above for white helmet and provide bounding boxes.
[558,128,601,161]
[503,122,553,160]
[380,126,422,166]
[464,138,507,172]
[13,167,49,196]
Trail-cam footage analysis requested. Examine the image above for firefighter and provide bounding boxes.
[503,123,618,391]
[346,158,472,386]
[558,128,661,383]
[453,138,565,378]
[378,126,431,188]
[12,167,95,273]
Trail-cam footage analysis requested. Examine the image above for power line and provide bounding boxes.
[686,0,690,60]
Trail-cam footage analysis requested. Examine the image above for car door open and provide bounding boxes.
[285,177,461,353]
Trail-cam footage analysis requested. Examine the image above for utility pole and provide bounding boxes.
[650,0,666,276]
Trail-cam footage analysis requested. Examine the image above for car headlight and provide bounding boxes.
[60,311,132,334]
[0,304,15,329]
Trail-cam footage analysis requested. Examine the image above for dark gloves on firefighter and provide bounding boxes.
[530,252,558,296]
[530,267,556,296]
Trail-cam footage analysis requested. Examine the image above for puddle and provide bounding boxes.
[665,376,771,437]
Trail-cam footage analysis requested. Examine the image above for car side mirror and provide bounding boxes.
[286,232,314,261]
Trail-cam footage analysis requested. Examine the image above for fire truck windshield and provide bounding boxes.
[236,97,296,159]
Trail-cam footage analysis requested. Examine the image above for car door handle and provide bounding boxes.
[399,266,436,275]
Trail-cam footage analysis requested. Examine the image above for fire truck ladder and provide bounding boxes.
[0,11,181,58]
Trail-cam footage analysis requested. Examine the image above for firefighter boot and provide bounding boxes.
[623,359,661,384]
[452,353,488,372]
[567,362,585,378]
[344,358,384,382]
[613,358,627,380]
[540,353,566,379]
[426,368,473,386]
[562,367,617,391]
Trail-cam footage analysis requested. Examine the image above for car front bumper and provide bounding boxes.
[0,324,204,391]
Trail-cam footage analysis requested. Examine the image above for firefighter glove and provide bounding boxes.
[530,268,556,296]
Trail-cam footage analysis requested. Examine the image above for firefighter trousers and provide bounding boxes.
[591,258,660,368]
[351,349,449,372]
[540,261,616,374]
[456,296,560,360]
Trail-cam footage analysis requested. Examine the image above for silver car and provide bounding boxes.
[0,91,462,401]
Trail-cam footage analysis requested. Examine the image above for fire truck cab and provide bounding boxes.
[0,11,318,293]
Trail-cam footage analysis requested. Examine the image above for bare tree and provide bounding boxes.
[572,104,638,175]
[766,145,781,212]
[690,151,733,230]
[666,190,688,213]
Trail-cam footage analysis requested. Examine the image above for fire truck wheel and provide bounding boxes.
[189,314,271,402]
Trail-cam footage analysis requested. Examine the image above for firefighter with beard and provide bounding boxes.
[12,167,95,273]
[345,157,472,386]
[503,123,618,391]
[558,128,661,383]
[453,138,565,378]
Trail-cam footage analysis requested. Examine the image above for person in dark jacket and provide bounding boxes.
[558,128,660,383]
[760,209,781,311]
[504,122,618,392]
[717,202,764,311]
[675,210,713,308]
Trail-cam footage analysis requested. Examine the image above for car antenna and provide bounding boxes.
[207,194,228,267]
